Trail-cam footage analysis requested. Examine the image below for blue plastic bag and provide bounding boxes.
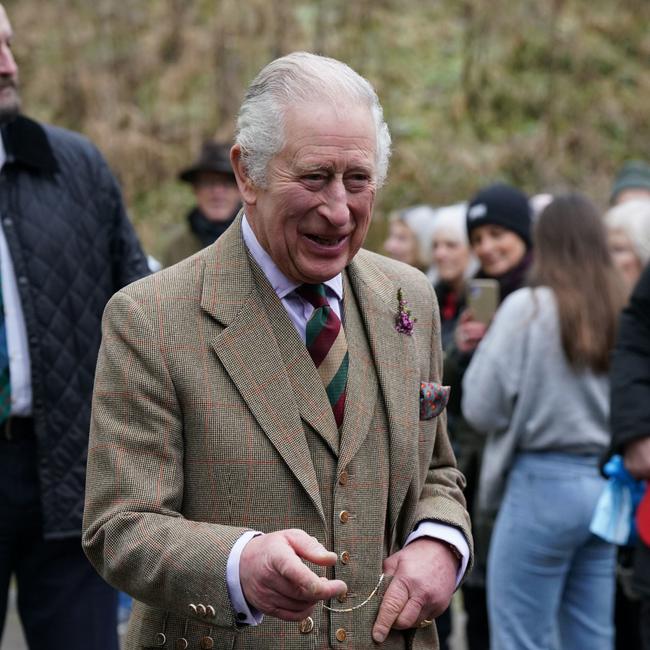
[590,455,646,545]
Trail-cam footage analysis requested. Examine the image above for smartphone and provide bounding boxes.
[466,279,499,324]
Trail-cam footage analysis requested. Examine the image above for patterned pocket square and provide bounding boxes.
[419,381,451,420]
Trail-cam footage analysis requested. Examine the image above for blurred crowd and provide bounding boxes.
[379,161,650,650]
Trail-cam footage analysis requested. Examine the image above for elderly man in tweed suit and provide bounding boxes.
[83,52,472,649]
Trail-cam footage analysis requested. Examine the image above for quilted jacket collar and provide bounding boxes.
[0,115,59,173]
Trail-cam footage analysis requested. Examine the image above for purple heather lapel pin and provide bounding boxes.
[394,288,416,335]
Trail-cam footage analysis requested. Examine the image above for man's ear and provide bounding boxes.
[230,144,258,206]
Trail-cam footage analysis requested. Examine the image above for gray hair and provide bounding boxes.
[235,51,391,188]
[604,199,650,267]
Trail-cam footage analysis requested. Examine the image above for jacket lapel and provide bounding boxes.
[337,272,378,471]
[201,216,325,524]
[346,252,420,534]
[248,260,340,456]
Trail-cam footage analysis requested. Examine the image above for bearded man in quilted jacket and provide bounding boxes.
[0,5,149,648]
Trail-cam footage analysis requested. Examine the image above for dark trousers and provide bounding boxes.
[0,435,118,649]
[463,584,490,650]
[642,598,650,650]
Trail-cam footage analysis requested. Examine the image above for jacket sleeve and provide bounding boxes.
[611,264,650,451]
[82,290,248,630]
[411,282,473,572]
[461,291,528,433]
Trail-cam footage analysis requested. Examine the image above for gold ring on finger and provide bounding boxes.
[418,619,433,628]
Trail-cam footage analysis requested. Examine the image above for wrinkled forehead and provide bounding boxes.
[0,5,10,34]
[0,4,11,32]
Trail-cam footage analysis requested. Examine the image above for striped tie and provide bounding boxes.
[297,284,348,428]
[0,271,10,424]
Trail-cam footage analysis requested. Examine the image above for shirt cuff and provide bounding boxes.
[405,521,470,589]
[226,530,265,626]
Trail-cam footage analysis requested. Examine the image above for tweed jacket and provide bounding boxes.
[82,215,472,649]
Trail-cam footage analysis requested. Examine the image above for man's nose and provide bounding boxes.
[322,179,350,226]
[0,45,17,77]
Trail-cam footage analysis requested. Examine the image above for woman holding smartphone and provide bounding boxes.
[444,183,533,650]
[462,195,625,648]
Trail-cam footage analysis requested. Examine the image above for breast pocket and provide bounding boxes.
[419,381,450,421]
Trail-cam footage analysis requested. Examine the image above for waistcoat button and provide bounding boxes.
[299,616,314,634]
[340,550,350,564]
[336,627,347,642]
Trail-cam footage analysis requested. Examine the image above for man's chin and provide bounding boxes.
[0,96,21,124]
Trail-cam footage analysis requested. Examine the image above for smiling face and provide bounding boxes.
[233,103,377,284]
[193,171,241,223]
[383,220,419,266]
[469,224,526,277]
[432,230,470,285]
[0,4,20,122]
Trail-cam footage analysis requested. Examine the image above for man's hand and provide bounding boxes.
[372,538,458,644]
[623,436,650,480]
[239,529,347,621]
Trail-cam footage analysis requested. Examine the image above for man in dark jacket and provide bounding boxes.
[0,5,149,648]
[610,262,650,648]
[161,140,242,266]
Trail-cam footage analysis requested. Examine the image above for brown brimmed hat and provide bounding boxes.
[178,141,235,184]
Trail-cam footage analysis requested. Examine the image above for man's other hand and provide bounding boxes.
[372,538,458,644]
[624,436,650,480]
[239,529,346,621]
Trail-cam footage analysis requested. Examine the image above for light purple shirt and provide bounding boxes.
[226,216,469,625]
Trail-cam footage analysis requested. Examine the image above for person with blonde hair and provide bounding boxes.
[383,205,437,272]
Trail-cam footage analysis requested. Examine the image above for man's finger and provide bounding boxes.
[287,529,339,566]
[274,552,346,601]
[372,578,409,644]
[393,597,425,630]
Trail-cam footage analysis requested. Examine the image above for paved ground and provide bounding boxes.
[1,590,468,649]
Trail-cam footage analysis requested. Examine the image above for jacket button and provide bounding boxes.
[155,632,167,646]
[336,627,347,642]
[340,550,350,564]
[339,510,350,524]
[175,639,188,650]
[200,637,214,649]
[18,276,28,286]
[196,603,207,616]
[206,605,215,617]
[337,589,348,603]
[188,604,197,614]
[299,616,314,634]
[338,470,348,486]
[2,218,12,227]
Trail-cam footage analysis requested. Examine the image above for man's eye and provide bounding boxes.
[345,175,370,190]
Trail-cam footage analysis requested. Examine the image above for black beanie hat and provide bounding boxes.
[466,183,532,249]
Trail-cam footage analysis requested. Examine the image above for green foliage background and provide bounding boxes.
[6,0,650,256]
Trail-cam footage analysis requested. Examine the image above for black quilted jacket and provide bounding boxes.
[0,115,150,539]
[610,263,650,595]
